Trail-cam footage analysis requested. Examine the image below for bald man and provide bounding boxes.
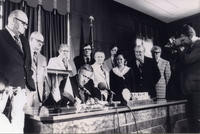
[0,10,35,91]
[29,31,50,107]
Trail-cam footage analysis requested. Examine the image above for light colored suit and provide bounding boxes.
[47,57,76,103]
[31,53,50,106]
[48,57,77,76]
[92,63,110,88]
[155,58,171,99]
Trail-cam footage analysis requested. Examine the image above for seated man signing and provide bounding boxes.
[75,64,101,103]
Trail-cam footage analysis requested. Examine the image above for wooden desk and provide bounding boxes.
[24,100,188,133]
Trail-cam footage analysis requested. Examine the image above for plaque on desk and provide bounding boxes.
[47,68,72,75]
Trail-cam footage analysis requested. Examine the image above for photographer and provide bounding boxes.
[176,24,200,133]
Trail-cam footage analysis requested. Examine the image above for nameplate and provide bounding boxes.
[47,68,71,75]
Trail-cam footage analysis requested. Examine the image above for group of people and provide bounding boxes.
[72,42,171,105]
[0,9,199,133]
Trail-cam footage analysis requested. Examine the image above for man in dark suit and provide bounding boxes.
[0,10,35,91]
[177,24,200,133]
[129,45,160,99]
[74,44,95,71]
[0,10,35,132]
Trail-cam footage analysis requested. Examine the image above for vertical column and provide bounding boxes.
[67,0,73,58]
[38,0,42,33]
[0,0,4,30]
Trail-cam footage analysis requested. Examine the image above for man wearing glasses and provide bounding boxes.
[28,31,50,107]
[74,43,95,71]
[0,10,35,132]
[151,45,171,102]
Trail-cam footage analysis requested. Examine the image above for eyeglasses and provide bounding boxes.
[153,51,161,54]
[84,48,92,51]
[15,17,28,27]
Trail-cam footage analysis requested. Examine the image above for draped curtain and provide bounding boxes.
[3,0,69,60]
[40,9,67,60]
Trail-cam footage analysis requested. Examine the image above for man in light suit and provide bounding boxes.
[29,32,50,107]
[178,24,200,132]
[92,51,109,101]
[151,45,171,101]
[46,44,77,107]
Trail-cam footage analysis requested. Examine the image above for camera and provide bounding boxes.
[165,36,184,48]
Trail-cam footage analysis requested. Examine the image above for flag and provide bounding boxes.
[88,16,94,50]
[63,76,74,103]
[79,17,85,55]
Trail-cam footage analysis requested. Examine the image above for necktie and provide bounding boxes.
[33,52,38,67]
[138,61,143,73]
[100,65,106,77]
[86,57,90,64]
[100,65,109,88]
[14,35,23,52]
[62,58,68,70]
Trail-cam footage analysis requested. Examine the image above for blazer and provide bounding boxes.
[32,53,50,102]
[48,57,77,76]
[155,58,171,99]
[92,63,110,88]
[74,55,95,71]
[129,56,161,98]
[104,57,115,72]
[0,29,35,91]
[180,40,200,95]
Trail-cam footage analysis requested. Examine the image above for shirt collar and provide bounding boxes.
[6,26,16,40]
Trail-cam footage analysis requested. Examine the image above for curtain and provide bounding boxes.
[40,8,68,60]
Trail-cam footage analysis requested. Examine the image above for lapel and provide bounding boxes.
[2,29,24,57]
[157,58,163,68]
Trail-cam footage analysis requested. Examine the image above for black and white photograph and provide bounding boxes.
[0,0,200,133]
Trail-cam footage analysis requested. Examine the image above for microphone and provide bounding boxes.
[122,88,131,103]
[97,82,115,95]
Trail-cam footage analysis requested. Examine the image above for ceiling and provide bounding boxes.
[114,0,200,23]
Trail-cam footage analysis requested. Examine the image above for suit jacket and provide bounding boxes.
[180,40,200,95]
[155,58,171,99]
[92,63,110,88]
[0,29,35,91]
[104,57,115,72]
[32,53,50,102]
[74,55,95,71]
[48,57,77,76]
[129,56,161,98]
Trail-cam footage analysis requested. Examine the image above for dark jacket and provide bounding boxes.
[180,40,200,95]
[129,56,161,98]
[74,55,95,71]
[0,29,35,91]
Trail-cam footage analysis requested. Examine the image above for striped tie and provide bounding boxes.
[14,35,23,52]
